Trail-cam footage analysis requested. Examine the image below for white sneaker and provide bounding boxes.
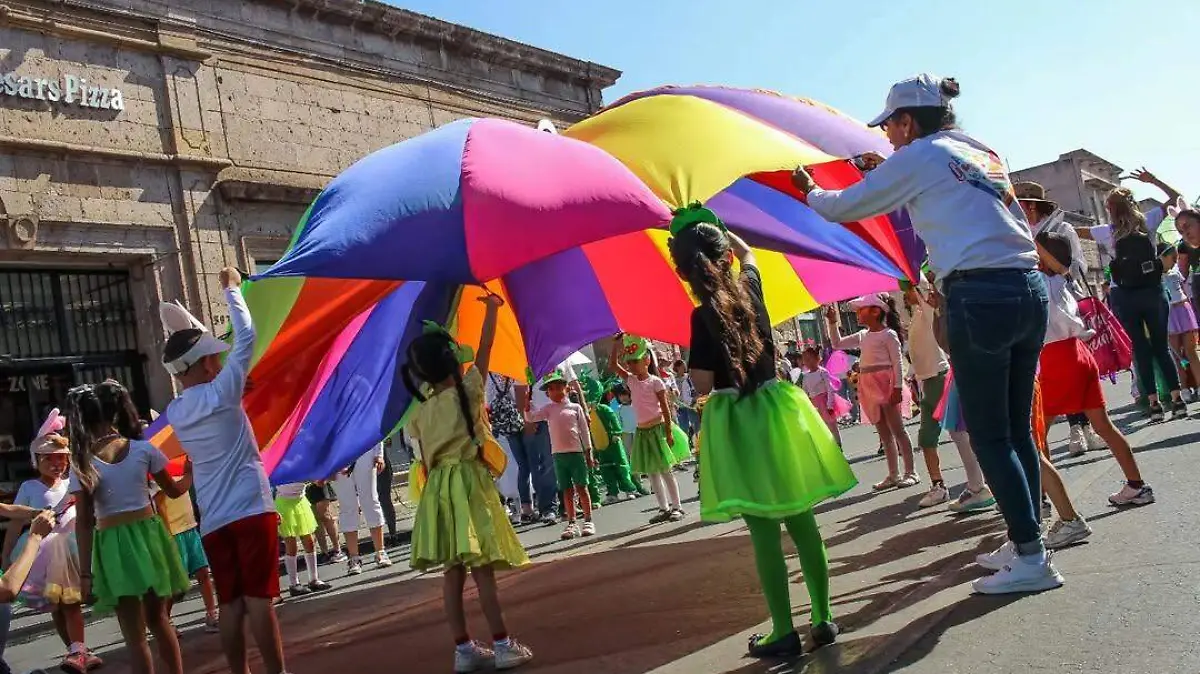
[561,522,580,540]
[493,638,533,670]
[918,483,949,508]
[376,551,393,567]
[948,486,996,513]
[1082,426,1107,451]
[1067,424,1085,457]
[454,642,495,673]
[580,521,596,537]
[1109,483,1155,506]
[971,552,1064,595]
[1044,518,1093,550]
[347,557,363,575]
[976,540,1017,571]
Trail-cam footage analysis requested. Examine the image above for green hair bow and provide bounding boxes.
[421,320,474,364]
[669,202,727,237]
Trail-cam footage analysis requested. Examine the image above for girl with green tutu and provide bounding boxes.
[65,380,193,674]
[274,483,333,597]
[608,335,687,523]
[667,205,858,659]
[401,293,534,673]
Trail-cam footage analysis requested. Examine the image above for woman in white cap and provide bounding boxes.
[792,74,1059,595]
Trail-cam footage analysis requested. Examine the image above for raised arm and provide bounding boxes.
[794,145,931,223]
[608,335,632,380]
[727,230,756,268]
[1127,167,1183,207]
[474,291,504,380]
[824,305,862,351]
[213,267,255,403]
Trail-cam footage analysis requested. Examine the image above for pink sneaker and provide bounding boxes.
[60,652,88,674]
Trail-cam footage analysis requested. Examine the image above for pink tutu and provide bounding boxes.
[15,506,83,610]
[810,392,853,421]
[857,368,913,425]
[1167,302,1198,336]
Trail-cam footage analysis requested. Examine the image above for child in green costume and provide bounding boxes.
[668,206,857,658]
[578,371,649,503]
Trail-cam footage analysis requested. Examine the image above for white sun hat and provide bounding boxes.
[160,301,230,375]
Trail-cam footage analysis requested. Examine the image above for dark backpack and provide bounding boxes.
[1109,231,1162,289]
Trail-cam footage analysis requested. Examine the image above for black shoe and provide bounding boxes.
[1172,399,1188,420]
[288,584,312,597]
[811,621,839,648]
[747,631,803,658]
[308,579,332,592]
[1149,402,1165,423]
[648,509,672,524]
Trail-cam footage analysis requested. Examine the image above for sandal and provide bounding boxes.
[873,474,900,491]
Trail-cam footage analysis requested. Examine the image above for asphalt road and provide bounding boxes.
[5,379,1198,674]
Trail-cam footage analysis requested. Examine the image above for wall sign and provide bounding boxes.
[1,73,125,111]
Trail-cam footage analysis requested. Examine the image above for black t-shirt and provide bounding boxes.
[687,265,777,390]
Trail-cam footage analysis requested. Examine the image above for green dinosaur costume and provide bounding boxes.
[579,368,648,499]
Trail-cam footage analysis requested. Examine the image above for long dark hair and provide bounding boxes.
[64,380,143,493]
[668,223,764,395]
[401,332,476,445]
[881,295,907,346]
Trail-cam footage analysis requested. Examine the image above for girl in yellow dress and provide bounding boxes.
[401,293,533,673]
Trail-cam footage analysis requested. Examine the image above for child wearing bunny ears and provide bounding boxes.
[1,410,99,673]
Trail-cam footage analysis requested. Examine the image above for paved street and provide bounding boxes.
[6,380,1198,674]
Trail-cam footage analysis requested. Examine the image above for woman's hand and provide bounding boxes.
[29,510,55,537]
[1125,167,1159,184]
[889,389,903,405]
[477,290,505,308]
[791,166,816,193]
[854,152,886,172]
[824,305,839,322]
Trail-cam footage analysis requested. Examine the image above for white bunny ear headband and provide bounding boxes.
[159,300,229,375]
[30,408,69,468]
[1167,196,1189,220]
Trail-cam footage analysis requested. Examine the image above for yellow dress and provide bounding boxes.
[407,366,530,572]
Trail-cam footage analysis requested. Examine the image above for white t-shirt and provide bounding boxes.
[14,478,69,510]
[165,288,274,536]
[1044,273,1088,344]
[800,368,835,408]
[907,300,949,381]
[275,482,306,499]
[808,130,1038,282]
[68,440,168,519]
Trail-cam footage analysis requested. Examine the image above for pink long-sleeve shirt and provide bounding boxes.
[525,400,592,454]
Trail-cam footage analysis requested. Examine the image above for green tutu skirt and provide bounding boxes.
[92,515,190,612]
[275,495,318,538]
[630,423,688,474]
[699,380,857,523]
[411,459,530,572]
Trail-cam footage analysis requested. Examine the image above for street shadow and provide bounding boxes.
[827,517,1002,579]
[882,593,1027,671]
[819,492,933,551]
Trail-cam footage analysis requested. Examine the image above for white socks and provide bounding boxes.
[948,430,987,492]
[285,555,299,586]
[305,552,320,584]
[649,472,682,510]
[662,471,682,510]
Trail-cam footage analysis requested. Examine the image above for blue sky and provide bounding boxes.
[393,1,1197,202]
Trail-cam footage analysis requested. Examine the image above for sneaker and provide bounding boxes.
[540,511,558,525]
[205,612,220,633]
[308,579,332,592]
[648,509,672,524]
[288,583,312,597]
[918,483,949,508]
[329,550,348,564]
[872,474,900,491]
[376,551,394,567]
[1067,424,1085,457]
[898,472,921,488]
[948,486,996,513]
[1044,518,1093,550]
[602,495,620,506]
[668,508,685,522]
[1109,483,1155,506]
[971,553,1064,595]
[493,638,533,670]
[561,522,580,540]
[1172,399,1188,420]
[454,641,495,673]
[580,521,596,537]
[1149,401,1165,423]
[976,540,1017,571]
[60,652,88,674]
[1082,426,1107,451]
[347,558,363,575]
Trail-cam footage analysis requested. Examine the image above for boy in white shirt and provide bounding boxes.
[161,268,288,674]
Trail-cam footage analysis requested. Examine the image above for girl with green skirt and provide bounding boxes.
[667,206,858,659]
[66,380,192,674]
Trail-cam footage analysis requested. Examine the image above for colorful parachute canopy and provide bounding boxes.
[564,85,924,279]
[261,117,672,284]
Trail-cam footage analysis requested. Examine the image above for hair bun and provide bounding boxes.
[939,77,960,99]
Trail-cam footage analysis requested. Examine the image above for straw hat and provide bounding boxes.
[1013,181,1057,208]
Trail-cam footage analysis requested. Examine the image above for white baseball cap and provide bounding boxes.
[849,294,890,312]
[867,74,956,128]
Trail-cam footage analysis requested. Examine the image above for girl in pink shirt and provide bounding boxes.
[610,335,685,523]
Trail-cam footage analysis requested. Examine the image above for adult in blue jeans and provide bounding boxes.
[794,73,1062,595]
[486,373,558,523]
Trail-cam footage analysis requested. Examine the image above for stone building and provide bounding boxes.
[0,0,618,487]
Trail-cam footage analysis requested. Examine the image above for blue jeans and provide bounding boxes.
[505,422,557,513]
[945,269,1048,554]
[676,408,700,444]
[1108,284,1179,399]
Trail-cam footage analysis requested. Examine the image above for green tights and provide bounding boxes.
[744,511,832,644]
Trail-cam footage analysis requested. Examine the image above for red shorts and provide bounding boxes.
[1039,338,1106,417]
[201,512,280,604]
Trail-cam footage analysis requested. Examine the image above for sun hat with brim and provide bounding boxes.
[538,371,567,391]
[1013,181,1057,208]
[163,331,230,376]
[867,73,953,127]
[848,294,889,312]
